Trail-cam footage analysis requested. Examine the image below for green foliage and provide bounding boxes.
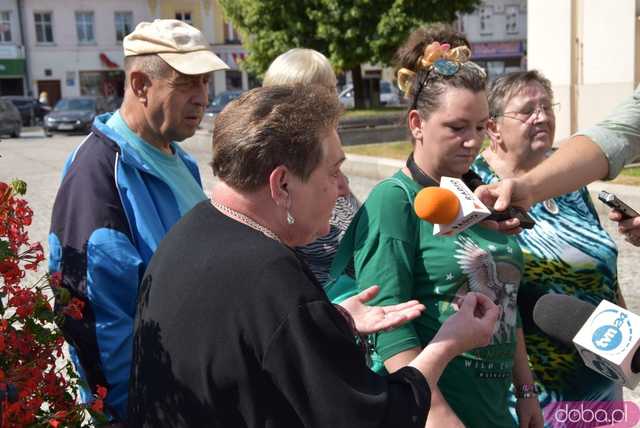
[219,0,481,78]
[0,239,11,261]
[10,179,26,196]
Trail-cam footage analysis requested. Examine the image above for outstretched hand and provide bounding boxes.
[338,285,425,335]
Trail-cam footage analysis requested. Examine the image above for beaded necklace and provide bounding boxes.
[211,199,281,242]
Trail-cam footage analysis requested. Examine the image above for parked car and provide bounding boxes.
[44,96,109,136]
[205,90,243,118]
[379,80,401,106]
[0,98,22,138]
[338,80,402,109]
[2,96,51,126]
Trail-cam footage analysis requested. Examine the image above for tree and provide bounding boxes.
[218,0,481,108]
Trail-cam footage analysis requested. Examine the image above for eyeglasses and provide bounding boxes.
[497,103,560,123]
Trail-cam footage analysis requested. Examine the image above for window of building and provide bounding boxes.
[0,11,12,42]
[224,20,240,43]
[115,11,133,42]
[505,6,520,35]
[76,11,94,43]
[175,11,192,25]
[34,12,54,43]
[479,6,494,35]
[226,70,242,91]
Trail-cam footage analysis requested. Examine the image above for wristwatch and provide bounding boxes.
[514,383,539,399]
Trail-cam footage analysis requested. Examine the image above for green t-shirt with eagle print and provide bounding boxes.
[472,155,622,425]
[349,170,523,428]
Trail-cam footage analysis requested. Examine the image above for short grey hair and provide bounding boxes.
[488,70,554,118]
[211,84,342,192]
[123,54,172,88]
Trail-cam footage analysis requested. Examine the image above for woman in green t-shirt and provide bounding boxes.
[328,27,543,428]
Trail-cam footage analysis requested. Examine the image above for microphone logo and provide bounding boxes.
[593,325,622,351]
[590,309,633,355]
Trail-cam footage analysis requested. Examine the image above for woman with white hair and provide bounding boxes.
[263,48,360,286]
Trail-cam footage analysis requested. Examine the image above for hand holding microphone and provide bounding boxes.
[413,177,534,235]
[533,294,640,388]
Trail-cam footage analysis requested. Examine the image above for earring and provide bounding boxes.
[286,211,295,225]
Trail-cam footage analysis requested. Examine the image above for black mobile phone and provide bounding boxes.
[597,190,640,220]
[487,206,536,229]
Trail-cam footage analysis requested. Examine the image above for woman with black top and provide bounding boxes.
[128,84,499,427]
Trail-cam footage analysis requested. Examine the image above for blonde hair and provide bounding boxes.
[263,48,337,90]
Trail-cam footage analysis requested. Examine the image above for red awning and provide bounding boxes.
[99,53,119,69]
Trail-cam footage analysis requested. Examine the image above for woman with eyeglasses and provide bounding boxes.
[471,70,624,422]
[327,27,543,428]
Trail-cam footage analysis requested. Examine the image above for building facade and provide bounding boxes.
[20,0,152,107]
[457,0,527,81]
[528,0,639,140]
[0,0,27,95]
[14,0,246,107]
[211,0,249,93]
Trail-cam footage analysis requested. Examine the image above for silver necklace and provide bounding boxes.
[211,199,281,242]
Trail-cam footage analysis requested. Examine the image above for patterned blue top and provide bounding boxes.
[472,155,621,419]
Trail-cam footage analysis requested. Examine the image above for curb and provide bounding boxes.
[342,153,403,180]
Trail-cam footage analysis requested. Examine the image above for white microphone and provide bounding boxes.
[534,294,640,388]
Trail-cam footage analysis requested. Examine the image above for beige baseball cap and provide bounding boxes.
[123,19,229,75]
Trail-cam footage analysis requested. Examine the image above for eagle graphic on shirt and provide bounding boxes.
[454,236,521,344]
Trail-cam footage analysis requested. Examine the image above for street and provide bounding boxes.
[0,127,380,261]
[1,128,640,405]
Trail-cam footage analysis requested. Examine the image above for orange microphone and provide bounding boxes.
[414,187,460,224]
[412,177,492,235]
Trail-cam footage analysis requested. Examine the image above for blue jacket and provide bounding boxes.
[48,113,202,420]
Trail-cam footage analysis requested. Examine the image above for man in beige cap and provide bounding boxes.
[48,19,228,422]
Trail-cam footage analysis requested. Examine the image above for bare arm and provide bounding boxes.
[385,348,464,428]
[476,137,609,234]
[512,328,544,428]
[512,328,535,387]
[524,136,609,203]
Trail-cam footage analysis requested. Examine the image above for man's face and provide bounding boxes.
[145,69,209,143]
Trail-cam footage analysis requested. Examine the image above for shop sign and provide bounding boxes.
[0,59,25,76]
[471,42,524,59]
[66,71,75,87]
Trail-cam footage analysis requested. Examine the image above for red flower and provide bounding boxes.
[96,385,108,399]
[63,297,85,320]
[91,398,104,413]
[49,271,62,287]
[0,180,106,424]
